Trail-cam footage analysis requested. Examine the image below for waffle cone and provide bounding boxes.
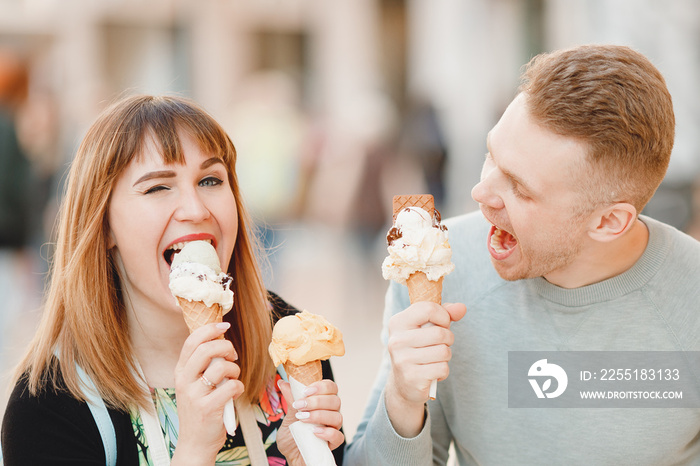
[406,272,443,304]
[284,360,323,386]
[392,194,434,220]
[176,297,224,340]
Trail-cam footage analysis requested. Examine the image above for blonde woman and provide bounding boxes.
[1,94,344,465]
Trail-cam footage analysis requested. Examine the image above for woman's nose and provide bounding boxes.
[174,189,211,223]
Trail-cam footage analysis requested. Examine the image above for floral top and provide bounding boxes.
[130,371,288,465]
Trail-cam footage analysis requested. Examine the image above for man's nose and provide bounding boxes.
[471,169,504,210]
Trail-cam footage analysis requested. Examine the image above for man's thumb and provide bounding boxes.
[444,302,467,322]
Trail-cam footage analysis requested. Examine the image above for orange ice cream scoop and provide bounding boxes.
[268,310,345,367]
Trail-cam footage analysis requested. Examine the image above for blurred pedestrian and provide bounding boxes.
[396,97,448,209]
[0,49,31,248]
[0,48,33,353]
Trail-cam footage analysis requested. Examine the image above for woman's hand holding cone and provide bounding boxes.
[172,322,243,463]
[277,378,344,465]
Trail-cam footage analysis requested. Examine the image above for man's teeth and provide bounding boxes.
[490,228,510,253]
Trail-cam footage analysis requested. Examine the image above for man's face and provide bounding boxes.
[471,94,594,283]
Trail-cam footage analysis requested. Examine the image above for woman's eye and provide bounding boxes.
[144,185,168,194]
[200,176,223,188]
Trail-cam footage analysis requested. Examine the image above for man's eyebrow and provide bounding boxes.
[486,132,536,195]
[133,170,175,187]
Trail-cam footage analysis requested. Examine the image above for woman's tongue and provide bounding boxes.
[489,226,518,259]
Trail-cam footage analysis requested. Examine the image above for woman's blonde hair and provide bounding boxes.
[16,94,274,411]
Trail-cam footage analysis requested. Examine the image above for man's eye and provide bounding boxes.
[200,176,223,187]
[511,184,529,200]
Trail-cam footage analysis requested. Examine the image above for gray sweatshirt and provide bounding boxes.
[345,211,700,465]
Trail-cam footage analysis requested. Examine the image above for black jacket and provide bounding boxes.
[1,292,344,465]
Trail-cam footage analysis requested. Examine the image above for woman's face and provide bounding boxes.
[108,129,238,317]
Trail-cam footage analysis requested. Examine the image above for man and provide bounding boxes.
[344,45,700,465]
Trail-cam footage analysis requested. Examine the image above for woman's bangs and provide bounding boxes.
[182,116,236,166]
[109,96,236,180]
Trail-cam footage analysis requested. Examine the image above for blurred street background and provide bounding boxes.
[1,0,700,444]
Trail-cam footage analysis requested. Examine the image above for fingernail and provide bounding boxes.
[302,386,318,396]
[216,322,231,330]
[313,426,325,434]
[295,411,310,420]
[292,400,307,409]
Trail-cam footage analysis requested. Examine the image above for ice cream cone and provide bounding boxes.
[406,272,442,400]
[406,272,443,304]
[285,358,336,465]
[176,295,236,434]
[392,194,434,220]
[170,242,236,436]
[387,195,448,401]
[177,297,224,340]
[284,360,323,386]
[269,311,343,466]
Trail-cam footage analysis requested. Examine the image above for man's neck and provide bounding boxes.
[544,218,649,289]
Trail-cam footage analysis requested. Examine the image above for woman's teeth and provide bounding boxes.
[165,239,213,265]
[168,242,186,254]
[167,238,213,253]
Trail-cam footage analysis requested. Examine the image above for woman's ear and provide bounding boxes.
[587,203,638,243]
[107,226,116,249]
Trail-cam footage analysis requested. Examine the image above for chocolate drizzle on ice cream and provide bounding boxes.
[387,226,402,244]
[382,205,455,284]
[387,207,447,246]
[169,241,234,313]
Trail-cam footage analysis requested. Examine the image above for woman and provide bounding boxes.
[1,94,344,465]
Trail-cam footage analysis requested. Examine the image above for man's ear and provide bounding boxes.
[587,203,637,243]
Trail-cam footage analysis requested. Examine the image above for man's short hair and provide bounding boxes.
[519,44,675,213]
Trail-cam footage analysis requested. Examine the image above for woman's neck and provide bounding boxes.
[127,299,190,388]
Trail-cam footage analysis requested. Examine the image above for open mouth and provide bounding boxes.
[488,225,518,260]
[164,238,214,266]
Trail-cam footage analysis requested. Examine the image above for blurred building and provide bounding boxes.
[0,0,390,229]
[2,0,698,227]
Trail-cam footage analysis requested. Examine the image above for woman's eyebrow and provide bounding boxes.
[132,157,225,187]
[201,157,225,169]
[133,170,176,187]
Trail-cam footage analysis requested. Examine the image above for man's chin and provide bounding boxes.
[490,251,546,281]
[491,257,528,281]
